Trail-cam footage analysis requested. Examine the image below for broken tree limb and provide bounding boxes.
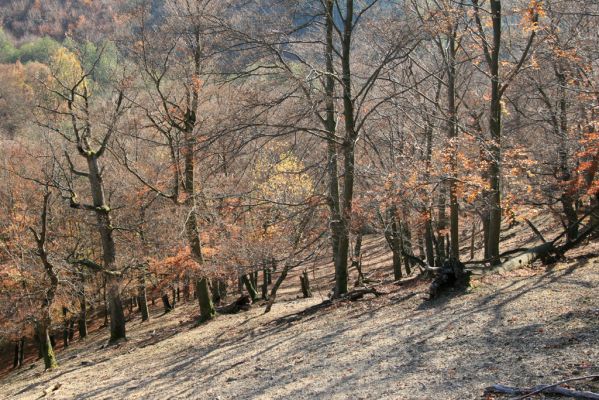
[485,375,599,399]
[402,252,439,272]
[525,218,547,243]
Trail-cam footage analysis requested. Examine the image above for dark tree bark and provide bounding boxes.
[161,293,173,314]
[138,272,150,322]
[261,267,269,300]
[62,306,69,348]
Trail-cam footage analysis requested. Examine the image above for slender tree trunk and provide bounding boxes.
[401,220,412,276]
[62,307,69,348]
[555,66,578,241]
[436,189,447,264]
[447,27,460,260]
[486,0,503,265]
[261,267,269,300]
[138,272,149,322]
[183,273,190,302]
[78,276,87,339]
[351,233,365,285]
[18,337,25,367]
[102,277,108,327]
[324,0,341,268]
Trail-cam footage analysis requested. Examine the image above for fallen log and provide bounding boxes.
[471,242,554,276]
[485,375,599,399]
[471,215,598,276]
[216,295,251,314]
[341,287,384,301]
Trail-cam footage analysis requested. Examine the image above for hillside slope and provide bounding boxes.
[1,236,598,399]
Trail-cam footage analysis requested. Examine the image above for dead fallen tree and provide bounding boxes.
[469,209,598,276]
[216,295,251,314]
[339,287,385,301]
[401,211,597,299]
[428,259,471,300]
[485,375,599,399]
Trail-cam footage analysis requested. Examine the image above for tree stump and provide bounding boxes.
[300,271,312,298]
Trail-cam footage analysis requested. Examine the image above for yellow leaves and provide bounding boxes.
[49,46,85,90]
[256,150,313,204]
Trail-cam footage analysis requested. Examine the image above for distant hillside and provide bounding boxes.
[0,0,167,41]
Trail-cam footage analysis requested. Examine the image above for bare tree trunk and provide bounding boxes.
[261,267,269,300]
[334,0,359,297]
[18,337,24,367]
[138,272,150,322]
[485,0,503,265]
[102,277,108,327]
[62,306,69,348]
[78,274,88,338]
[436,188,447,265]
[324,0,341,268]
[447,26,460,260]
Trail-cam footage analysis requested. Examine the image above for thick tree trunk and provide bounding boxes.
[161,293,173,313]
[36,321,57,370]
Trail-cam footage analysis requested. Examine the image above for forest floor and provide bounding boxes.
[1,218,598,399]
